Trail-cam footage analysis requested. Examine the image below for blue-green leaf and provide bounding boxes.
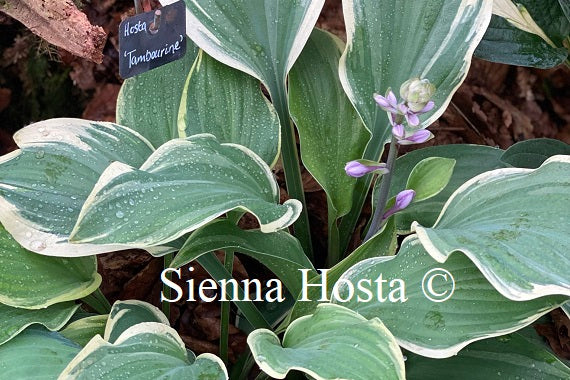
[0,224,100,308]
[334,237,566,358]
[70,134,300,247]
[179,50,280,166]
[171,219,315,296]
[289,29,369,218]
[0,327,80,379]
[60,322,228,379]
[104,300,169,344]
[414,155,570,301]
[0,119,154,256]
[0,302,79,345]
[340,0,493,149]
[166,0,324,91]
[116,46,199,147]
[248,304,405,380]
[406,330,570,379]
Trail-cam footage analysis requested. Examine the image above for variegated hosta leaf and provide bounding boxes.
[60,322,228,379]
[116,45,199,147]
[104,300,169,343]
[248,303,405,380]
[562,301,570,319]
[0,327,81,379]
[492,0,557,45]
[170,219,315,296]
[289,29,369,218]
[334,237,566,358]
[406,329,570,379]
[70,134,301,247]
[340,0,493,150]
[378,144,506,233]
[0,302,79,345]
[60,315,108,347]
[413,155,570,301]
[0,225,100,308]
[476,0,569,68]
[179,50,280,166]
[161,0,324,91]
[0,118,154,256]
[287,219,397,323]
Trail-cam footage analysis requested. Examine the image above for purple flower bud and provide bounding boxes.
[418,101,435,114]
[406,112,420,127]
[374,91,399,114]
[397,130,434,146]
[345,160,389,178]
[392,124,405,139]
[382,190,416,220]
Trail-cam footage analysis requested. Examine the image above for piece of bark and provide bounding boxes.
[0,0,107,63]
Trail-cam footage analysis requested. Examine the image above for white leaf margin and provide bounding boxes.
[412,155,570,302]
[159,0,325,85]
[103,300,170,342]
[59,322,228,379]
[69,135,301,248]
[337,237,567,358]
[0,119,155,257]
[248,303,405,380]
[562,301,570,319]
[339,0,494,137]
[1,303,80,346]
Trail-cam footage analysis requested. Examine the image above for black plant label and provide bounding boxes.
[119,1,187,79]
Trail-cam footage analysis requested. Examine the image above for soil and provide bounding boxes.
[1,0,569,366]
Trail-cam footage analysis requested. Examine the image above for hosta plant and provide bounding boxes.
[1,0,569,379]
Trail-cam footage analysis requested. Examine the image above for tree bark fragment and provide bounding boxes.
[1,0,107,63]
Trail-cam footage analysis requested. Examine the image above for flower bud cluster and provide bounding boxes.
[373,78,436,145]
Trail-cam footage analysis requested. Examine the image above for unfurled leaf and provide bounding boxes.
[104,300,169,344]
[163,0,324,92]
[377,144,506,232]
[500,138,570,168]
[0,327,80,379]
[406,329,570,379]
[340,0,492,150]
[289,29,369,218]
[335,237,566,358]
[180,50,280,166]
[249,303,405,380]
[70,134,300,247]
[0,225,100,308]
[116,46,199,147]
[413,155,570,301]
[170,220,315,296]
[0,302,78,345]
[60,315,107,347]
[0,118,154,256]
[476,0,570,68]
[60,322,228,379]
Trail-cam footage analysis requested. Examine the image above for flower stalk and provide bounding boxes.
[363,136,399,242]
